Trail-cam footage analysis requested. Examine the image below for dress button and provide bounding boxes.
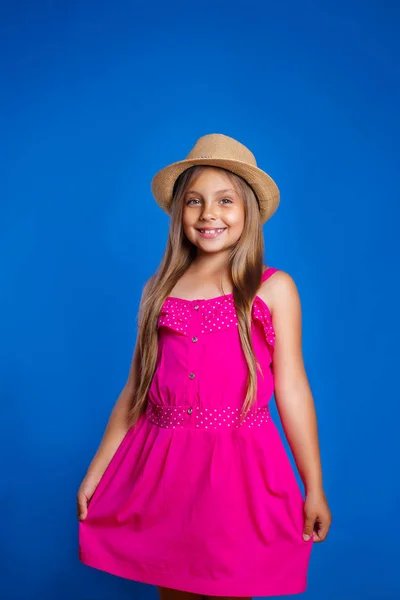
[194,304,199,310]
[189,372,195,379]
[191,336,198,343]
[187,407,193,415]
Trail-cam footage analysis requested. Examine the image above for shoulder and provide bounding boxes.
[258,268,301,317]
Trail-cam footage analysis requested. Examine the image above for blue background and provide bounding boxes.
[1,1,399,598]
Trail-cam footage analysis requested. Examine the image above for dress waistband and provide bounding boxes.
[145,402,271,430]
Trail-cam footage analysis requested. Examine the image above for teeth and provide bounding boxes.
[199,228,225,233]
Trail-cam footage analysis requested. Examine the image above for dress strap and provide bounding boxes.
[261,266,279,282]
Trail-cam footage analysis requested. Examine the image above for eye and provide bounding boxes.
[185,197,233,206]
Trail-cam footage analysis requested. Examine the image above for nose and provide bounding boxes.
[199,203,219,220]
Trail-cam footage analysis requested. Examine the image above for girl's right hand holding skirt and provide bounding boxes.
[77,473,102,521]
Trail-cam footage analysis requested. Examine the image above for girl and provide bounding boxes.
[77,133,332,599]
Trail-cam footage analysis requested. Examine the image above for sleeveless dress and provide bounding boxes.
[78,267,314,597]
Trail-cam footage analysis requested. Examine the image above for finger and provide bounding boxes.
[313,519,330,542]
[77,492,88,521]
[302,514,316,541]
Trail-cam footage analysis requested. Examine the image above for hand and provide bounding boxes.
[76,474,102,521]
[302,488,332,543]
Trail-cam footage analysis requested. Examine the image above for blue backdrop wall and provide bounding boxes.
[1,1,399,599]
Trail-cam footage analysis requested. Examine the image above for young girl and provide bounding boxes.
[77,133,332,599]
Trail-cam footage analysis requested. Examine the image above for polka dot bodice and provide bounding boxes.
[147,267,279,429]
[158,294,276,352]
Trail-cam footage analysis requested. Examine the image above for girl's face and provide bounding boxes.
[182,168,245,253]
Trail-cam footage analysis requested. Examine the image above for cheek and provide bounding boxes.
[182,210,196,227]
[225,210,245,229]
[181,215,192,232]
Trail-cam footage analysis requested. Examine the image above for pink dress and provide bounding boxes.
[78,267,314,597]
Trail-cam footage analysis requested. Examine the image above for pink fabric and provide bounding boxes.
[79,267,313,596]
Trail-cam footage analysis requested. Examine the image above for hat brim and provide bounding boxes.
[151,157,280,224]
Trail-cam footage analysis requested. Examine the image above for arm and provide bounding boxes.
[84,340,140,483]
[77,339,141,521]
[261,271,332,542]
[84,275,152,483]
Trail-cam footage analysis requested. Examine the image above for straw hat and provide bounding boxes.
[151,133,280,224]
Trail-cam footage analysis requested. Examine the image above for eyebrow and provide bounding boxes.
[186,188,237,196]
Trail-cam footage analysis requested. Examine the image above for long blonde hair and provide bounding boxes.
[127,165,268,428]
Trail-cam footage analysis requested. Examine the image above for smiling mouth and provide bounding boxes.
[196,227,227,239]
